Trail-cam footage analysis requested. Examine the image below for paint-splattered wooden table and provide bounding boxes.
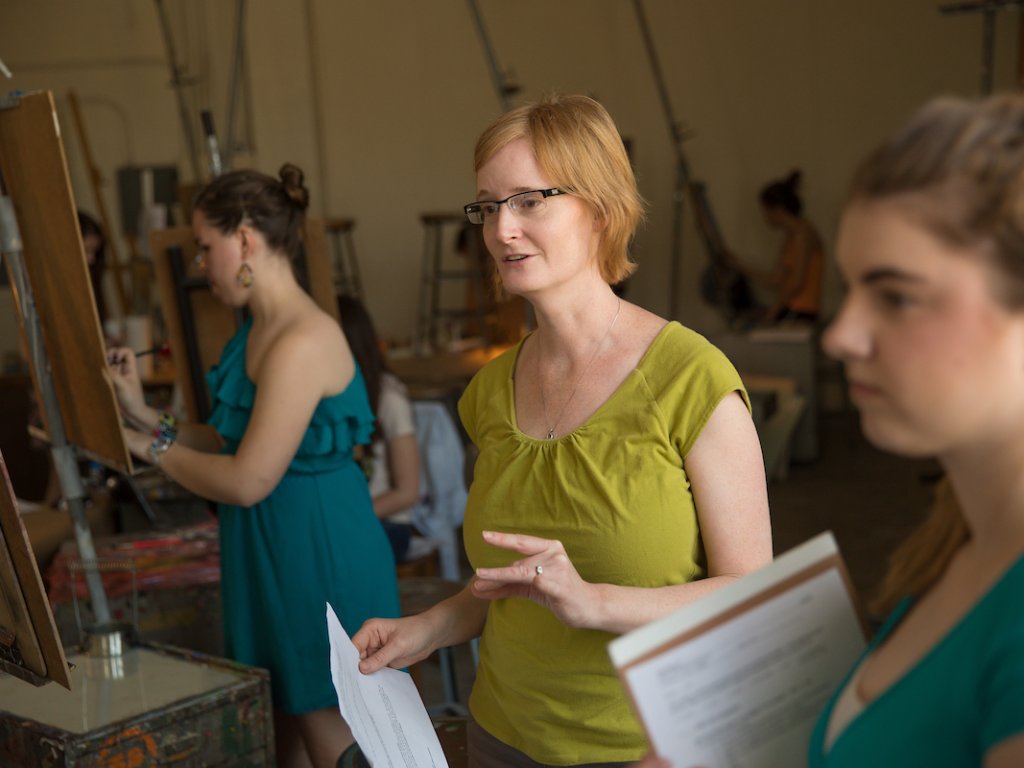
[0,642,273,766]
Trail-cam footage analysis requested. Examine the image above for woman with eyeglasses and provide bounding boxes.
[108,165,400,768]
[354,94,772,766]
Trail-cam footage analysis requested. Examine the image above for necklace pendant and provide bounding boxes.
[546,429,555,440]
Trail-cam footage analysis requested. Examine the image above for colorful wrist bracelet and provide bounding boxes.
[148,433,175,465]
[154,411,178,443]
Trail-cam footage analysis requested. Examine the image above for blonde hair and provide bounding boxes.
[851,92,1024,614]
[872,477,969,617]
[473,94,645,285]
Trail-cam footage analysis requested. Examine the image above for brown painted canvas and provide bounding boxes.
[0,90,130,473]
[0,448,71,688]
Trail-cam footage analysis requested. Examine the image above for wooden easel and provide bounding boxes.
[66,89,131,318]
[0,90,135,686]
[0,448,69,688]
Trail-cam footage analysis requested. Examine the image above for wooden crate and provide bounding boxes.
[0,642,273,766]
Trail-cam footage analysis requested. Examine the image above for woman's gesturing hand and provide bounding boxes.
[472,530,598,630]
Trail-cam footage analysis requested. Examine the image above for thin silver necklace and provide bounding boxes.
[539,297,622,439]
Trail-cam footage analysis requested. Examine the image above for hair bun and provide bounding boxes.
[279,163,310,212]
[785,170,803,190]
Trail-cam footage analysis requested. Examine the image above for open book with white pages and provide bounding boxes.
[609,532,869,768]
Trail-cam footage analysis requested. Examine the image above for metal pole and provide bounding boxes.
[0,196,112,625]
[633,0,691,320]
[201,110,223,178]
[303,0,330,214]
[466,0,515,111]
[982,6,996,93]
[939,0,1024,95]
[223,0,247,173]
[153,0,203,182]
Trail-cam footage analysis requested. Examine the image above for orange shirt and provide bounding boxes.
[782,222,825,315]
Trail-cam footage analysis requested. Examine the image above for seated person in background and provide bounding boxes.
[730,170,825,323]
[338,294,422,563]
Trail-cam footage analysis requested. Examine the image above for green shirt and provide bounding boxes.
[459,321,747,765]
[809,556,1024,767]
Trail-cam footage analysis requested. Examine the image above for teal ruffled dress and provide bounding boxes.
[207,319,400,714]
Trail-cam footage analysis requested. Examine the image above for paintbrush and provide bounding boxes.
[108,342,170,367]
[133,342,171,359]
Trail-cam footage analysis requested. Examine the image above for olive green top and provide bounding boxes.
[459,321,748,765]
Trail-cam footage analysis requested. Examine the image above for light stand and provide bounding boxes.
[633,0,693,320]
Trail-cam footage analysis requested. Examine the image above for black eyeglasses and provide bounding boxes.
[463,188,569,225]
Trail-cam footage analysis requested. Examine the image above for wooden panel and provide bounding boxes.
[0,448,71,688]
[305,217,340,322]
[150,227,236,423]
[0,375,50,500]
[0,90,130,473]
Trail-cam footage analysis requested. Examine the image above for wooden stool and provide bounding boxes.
[399,577,466,715]
[395,539,441,579]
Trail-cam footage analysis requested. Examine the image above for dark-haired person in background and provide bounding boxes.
[77,209,109,326]
[731,170,826,323]
[337,294,421,562]
[109,164,399,768]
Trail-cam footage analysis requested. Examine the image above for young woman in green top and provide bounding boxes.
[805,93,1024,768]
[640,92,1024,768]
[354,94,773,765]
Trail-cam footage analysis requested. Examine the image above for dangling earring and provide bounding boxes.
[236,261,254,288]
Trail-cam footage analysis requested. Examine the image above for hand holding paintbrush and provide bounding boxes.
[106,342,170,430]
[106,342,170,367]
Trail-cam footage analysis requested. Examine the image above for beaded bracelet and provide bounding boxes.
[157,411,178,439]
[149,411,179,465]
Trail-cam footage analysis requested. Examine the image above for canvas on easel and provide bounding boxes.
[0,448,71,689]
[151,217,340,423]
[0,90,131,475]
[0,89,134,687]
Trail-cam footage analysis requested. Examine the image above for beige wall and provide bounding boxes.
[0,0,1018,355]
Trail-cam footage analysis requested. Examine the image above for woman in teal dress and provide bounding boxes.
[807,94,1024,766]
[109,164,399,768]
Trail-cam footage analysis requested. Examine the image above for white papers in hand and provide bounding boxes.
[327,604,448,768]
[608,532,867,768]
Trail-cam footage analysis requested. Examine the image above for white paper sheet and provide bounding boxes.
[327,604,448,768]
[609,532,866,768]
